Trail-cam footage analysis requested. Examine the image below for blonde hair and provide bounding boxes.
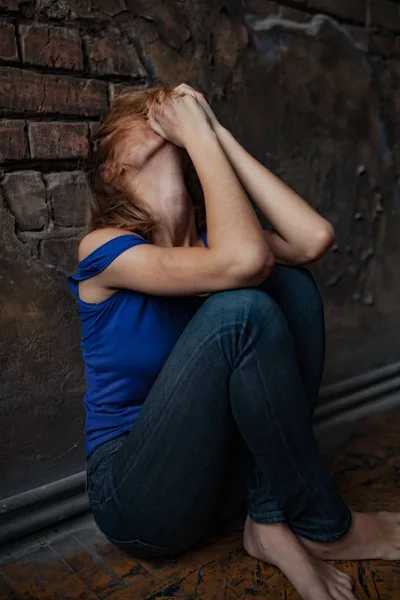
[86,85,206,242]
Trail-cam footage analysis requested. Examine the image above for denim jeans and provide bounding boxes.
[86,266,352,558]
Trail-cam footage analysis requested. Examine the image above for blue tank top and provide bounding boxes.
[68,229,208,458]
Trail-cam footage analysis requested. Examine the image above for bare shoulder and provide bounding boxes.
[78,228,145,262]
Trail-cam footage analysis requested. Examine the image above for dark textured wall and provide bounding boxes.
[1,0,400,498]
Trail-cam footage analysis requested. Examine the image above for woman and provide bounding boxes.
[68,84,400,600]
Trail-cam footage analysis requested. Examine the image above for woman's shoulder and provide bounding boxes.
[78,228,146,263]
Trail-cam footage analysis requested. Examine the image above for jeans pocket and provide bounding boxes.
[86,437,126,504]
[86,468,107,504]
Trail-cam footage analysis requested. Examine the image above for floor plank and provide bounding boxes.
[224,550,266,599]
[49,535,126,597]
[368,560,400,599]
[191,557,228,599]
[0,573,23,600]
[2,410,400,599]
[105,531,243,599]
[1,558,62,599]
[73,528,150,586]
[20,545,99,600]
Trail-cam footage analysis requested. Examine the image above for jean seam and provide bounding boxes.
[249,511,284,521]
[87,439,124,475]
[253,351,341,539]
[86,438,126,501]
[289,508,352,543]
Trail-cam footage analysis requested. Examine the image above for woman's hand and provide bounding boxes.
[173,83,220,130]
[147,90,213,148]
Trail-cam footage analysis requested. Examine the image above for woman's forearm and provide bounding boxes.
[184,127,274,273]
[214,125,335,263]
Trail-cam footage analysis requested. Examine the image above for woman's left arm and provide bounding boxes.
[214,125,335,265]
[174,84,335,266]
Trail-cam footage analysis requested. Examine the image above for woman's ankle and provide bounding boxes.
[298,511,400,561]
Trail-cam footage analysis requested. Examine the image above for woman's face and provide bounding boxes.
[114,119,165,171]
[112,119,186,203]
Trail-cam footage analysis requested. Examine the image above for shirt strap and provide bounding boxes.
[67,234,148,298]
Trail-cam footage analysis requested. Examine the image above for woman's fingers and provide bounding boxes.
[146,88,211,147]
[147,110,166,138]
[174,83,201,102]
[173,83,217,128]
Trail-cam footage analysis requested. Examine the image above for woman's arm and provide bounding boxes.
[91,92,275,298]
[176,84,335,265]
[214,126,335,265]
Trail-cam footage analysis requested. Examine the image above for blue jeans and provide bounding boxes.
[86,266,352,558]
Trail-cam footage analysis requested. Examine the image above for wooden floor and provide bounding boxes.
[1,411,400,599]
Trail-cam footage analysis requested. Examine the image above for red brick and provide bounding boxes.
[108,81,149,104]
[308,0,366,24]
[28,122,89,159]
[368,0,400,33]
[0,68,108,117]
[0,22,18,60]
[1,171,47,231]
[108,82,131,103]
[279,5,311,23]
[44,171,88,227]
[0,120,28,160]
[19,24,84,70]
[85,36,145,77]
[89,122,100,140]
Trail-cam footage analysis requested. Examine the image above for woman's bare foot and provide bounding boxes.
[299,511,400,561]
[243,516,356,600]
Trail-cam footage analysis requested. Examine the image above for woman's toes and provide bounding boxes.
[327,563,353,586]
[338,585,357,600]
[324,564,356,598]
[337,571,354,588]
[329,582,355,600]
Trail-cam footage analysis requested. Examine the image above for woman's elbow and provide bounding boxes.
[238,245,276,284]
[302,222,335,263]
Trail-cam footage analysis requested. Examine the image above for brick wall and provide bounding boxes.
[2,0,400,497]
[0,6,146,273]
[0,0,399,274]
[0,0,399,273]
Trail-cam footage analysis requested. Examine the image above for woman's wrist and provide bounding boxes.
[213,121,226,137]
[184,123,217,150]
[214,124,234,148]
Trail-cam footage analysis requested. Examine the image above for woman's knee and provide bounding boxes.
[265,266,324,319]
[201,288,289,342]
[294,268,323,311]
[203,288,283,324]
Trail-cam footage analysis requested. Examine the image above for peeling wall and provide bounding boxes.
[1,0,400,498]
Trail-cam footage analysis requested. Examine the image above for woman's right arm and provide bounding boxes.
[93,94,274,297]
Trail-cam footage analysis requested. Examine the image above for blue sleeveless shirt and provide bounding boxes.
[68,229,208,458]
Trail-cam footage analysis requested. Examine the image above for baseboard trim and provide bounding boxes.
[0,473,88,547]
[314,361,400,424]
[1,361,400,547]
